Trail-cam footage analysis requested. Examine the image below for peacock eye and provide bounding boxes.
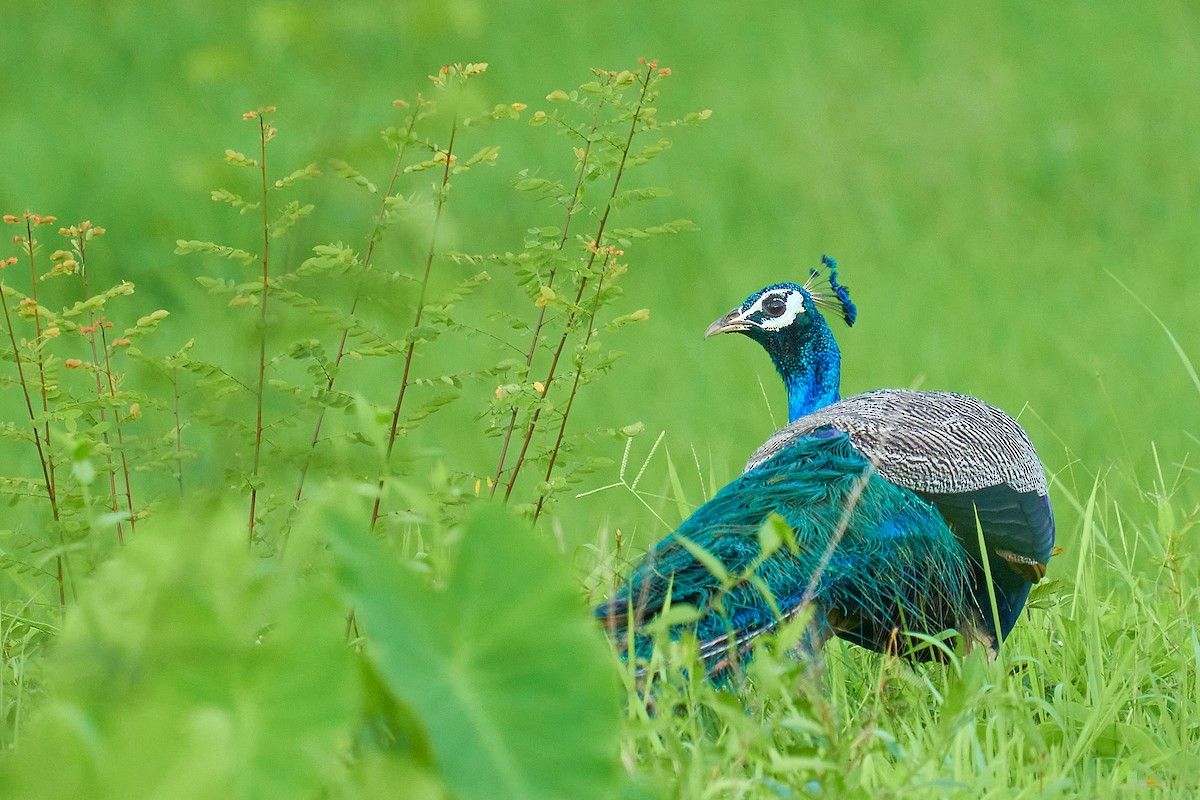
[762,295,788,317]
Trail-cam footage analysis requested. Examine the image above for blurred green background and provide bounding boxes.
[4,1,1199,547]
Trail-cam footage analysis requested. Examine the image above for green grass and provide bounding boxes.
[589,435,1200,797]
[2,2,1200,797]
[605,473,1200,797]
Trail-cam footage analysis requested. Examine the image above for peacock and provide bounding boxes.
[596,258,1054,677]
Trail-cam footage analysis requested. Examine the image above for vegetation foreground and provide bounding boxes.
[1,61,1198,799]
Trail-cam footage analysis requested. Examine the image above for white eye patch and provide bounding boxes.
[747,290,806,330]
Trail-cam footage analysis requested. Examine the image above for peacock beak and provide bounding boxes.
[705,308,751,338]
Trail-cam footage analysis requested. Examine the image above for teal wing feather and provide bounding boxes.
[596,428,977,677]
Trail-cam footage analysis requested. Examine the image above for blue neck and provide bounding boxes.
[766,323,842,423]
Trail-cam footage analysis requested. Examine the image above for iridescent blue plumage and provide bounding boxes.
[596,428,976,675]
[709,262,1054,646]
[704,275,844,422]
[599,260,1054,679]
[816,255,856,327]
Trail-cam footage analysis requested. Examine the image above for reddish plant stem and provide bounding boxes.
[172,364,184,495]
[248,114,271,545]
[532,256,612,522]
[293,110,420,507]
[1,231,63,607]
[502,68,655,504]
[490,103,605,496]
[23,219,57,514]
[78,235,131,544]
[502,267,593,502]
[370,117,459,530]
[98,321,136,536]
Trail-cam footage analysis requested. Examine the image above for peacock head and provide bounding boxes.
[705,256,857,421]
[704,256,856,344]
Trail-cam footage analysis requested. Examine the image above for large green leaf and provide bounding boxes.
[0,503,355,800]
[330,503,621,800]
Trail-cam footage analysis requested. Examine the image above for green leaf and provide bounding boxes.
[456,145,501,172]
[210,188,260,212]
[331,159,378,193]
[269,200,315,239]
[491,102,522,121]
[675,535,732,586]
[643,218,697,235]
[627,138,672,167]
[58,281,136,321]
[432,270,490,307]
[1,502,355,799]
[175,239,256,265]
[329,503,621,800]
[607,308,650,330]
[612,186,672,210]
[404,325,439,345]
[195,276,235,294]
[273,162,321,188]
[403,154,450,174]
[755,513,797,561]
[223,148,258,167]
[513,175,555,193]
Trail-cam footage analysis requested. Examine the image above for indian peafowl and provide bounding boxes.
[596,258,1054,677]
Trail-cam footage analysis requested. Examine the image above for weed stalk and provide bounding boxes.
[370,112,460,530]
[490,101,605,496]
[247,110,273,545]
[1,214,64,606]
[292,106,422,509]
[502,66,656,504]
[75,224,135,542]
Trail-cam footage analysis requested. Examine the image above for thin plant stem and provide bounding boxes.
[0,252,64,607]
[78,233,131,543]
[172,364,184,496]
[502,68,655,504]
[85,335,123,544]
[490,102,605,496]
[292,108,421,509]
[370,113,459,530]
[22,219,57,518]
[248,112,271,545]
[532,254,614,522]
[98,320,136,536]
[502,259,594,502]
